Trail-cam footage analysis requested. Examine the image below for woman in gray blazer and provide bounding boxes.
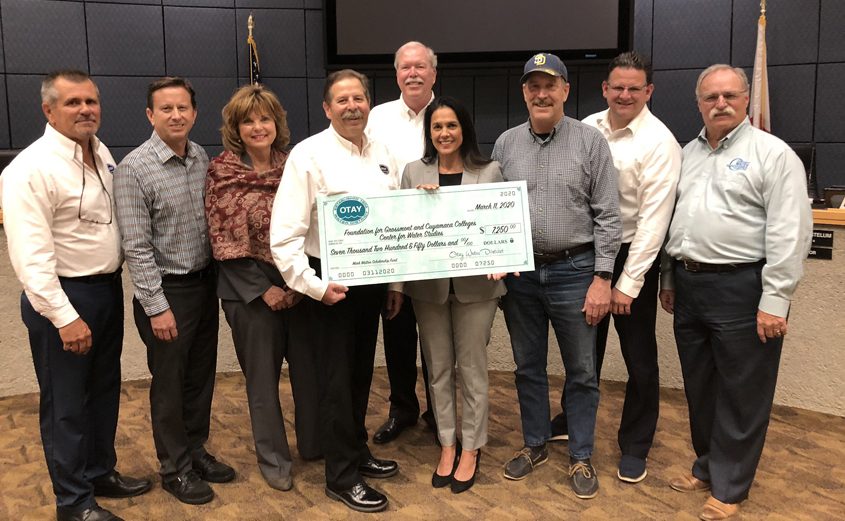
[400,97,506,493]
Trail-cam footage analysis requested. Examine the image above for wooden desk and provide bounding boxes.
[813,208,845,226]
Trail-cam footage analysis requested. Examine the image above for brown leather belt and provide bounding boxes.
[534,242,593,266]
[678,259,765,273]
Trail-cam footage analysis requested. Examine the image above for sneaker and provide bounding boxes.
[503,444,548,481]
[549,413,569,442]
[617,455,647,483]
[569,458,599,499]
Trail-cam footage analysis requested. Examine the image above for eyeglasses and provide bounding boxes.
[607,84,648,95]
[698,90,748,104]
[78,162,113,225]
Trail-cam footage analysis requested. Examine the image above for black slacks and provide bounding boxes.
[133,274,219,479]
[382,301,432,423]
[673,262,782,504]
[304,259,385,490]
[560,243,661,460]
[22,273,123,511]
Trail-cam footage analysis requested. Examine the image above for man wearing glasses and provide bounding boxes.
[659,65,811,520]
[1,70,151,521]
[550,51,681,484]
[115,77,232,505]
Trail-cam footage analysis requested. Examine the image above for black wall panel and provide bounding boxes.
[765,64,816,143]
[305,9,325,77]
[576,68,608,121]
[164,7,237,77]
[87,3,165,76]
[238,0,301,7]
[815,63,845,142]
[474,75,508,145]
[650,69,701,144]
[7,75,46,149]
[633,0,653,59]
[184,76,239,144]
[2,0,88,74]
[816,144,845,191]
[0,78,8,149]
[652,0,732,70]
[819,0,845,62]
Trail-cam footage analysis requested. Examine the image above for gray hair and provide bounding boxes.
[695,64,749,99]
[41,70,96,105]
[393,41,438,70]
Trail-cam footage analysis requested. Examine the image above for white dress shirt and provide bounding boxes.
[270,126,399,301]
[1,124,122,328]
[662,118,812,317]
[366,93,433,177]
[583,106,681,298]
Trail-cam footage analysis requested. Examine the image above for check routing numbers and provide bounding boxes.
[317,181,534,286]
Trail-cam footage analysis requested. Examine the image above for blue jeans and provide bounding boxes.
[502,251,599,460]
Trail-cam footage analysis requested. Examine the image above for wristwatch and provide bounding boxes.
[594,271,612,280]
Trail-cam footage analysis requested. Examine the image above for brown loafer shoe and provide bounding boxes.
[699,496,740,520]
[670,474,711,492]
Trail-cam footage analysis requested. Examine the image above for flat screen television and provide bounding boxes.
[325,0,633,68]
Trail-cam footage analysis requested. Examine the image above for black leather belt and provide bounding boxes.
[60,268,122,284]
[162,264,214,283]
[678,259,765,273]
[534,242,593,266]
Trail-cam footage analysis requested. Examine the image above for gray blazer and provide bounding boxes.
[400,159,507,305]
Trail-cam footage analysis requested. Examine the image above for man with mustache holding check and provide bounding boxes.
[659,64,811,520]
[271,69,402,513]
[493,52,621,499]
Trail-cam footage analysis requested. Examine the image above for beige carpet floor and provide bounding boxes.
[0,369,843,520]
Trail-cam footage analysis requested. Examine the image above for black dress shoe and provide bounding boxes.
[162,470,214,505]
[325,482,388,513]
[451,450,480,494]
[92,470,152,498]
[192,453,235,483]
[358,455,399,478]
[56,505,123,521]
[373,417,415,444]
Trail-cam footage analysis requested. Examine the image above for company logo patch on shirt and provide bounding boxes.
[107,164,115,173]
[728,158,750,171]
[379,164,389,175]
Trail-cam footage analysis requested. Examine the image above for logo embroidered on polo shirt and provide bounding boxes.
[379,164,389,175]
[728,158,750,171]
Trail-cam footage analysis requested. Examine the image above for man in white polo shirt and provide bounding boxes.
[367,40,438,444]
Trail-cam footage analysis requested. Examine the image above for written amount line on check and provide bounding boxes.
[317,181,535,286]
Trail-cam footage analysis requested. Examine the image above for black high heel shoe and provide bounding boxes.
[451,449,480,494]
[432,442,461,488]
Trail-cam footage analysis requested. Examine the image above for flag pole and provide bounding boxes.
[750,0,770,131]
[247,13,261,85]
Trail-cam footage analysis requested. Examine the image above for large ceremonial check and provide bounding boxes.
[316,181,535,286]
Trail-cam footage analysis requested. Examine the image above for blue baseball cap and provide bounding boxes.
[520,53,568,84]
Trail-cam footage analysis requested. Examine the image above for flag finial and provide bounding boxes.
[248,13,255,38]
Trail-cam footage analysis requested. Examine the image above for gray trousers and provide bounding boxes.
[222,297,318,481]
[413,296,497,450]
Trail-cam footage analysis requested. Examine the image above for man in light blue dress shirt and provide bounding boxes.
[659,64,812,521]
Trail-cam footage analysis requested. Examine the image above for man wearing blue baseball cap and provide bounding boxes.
[492,52,621,499]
